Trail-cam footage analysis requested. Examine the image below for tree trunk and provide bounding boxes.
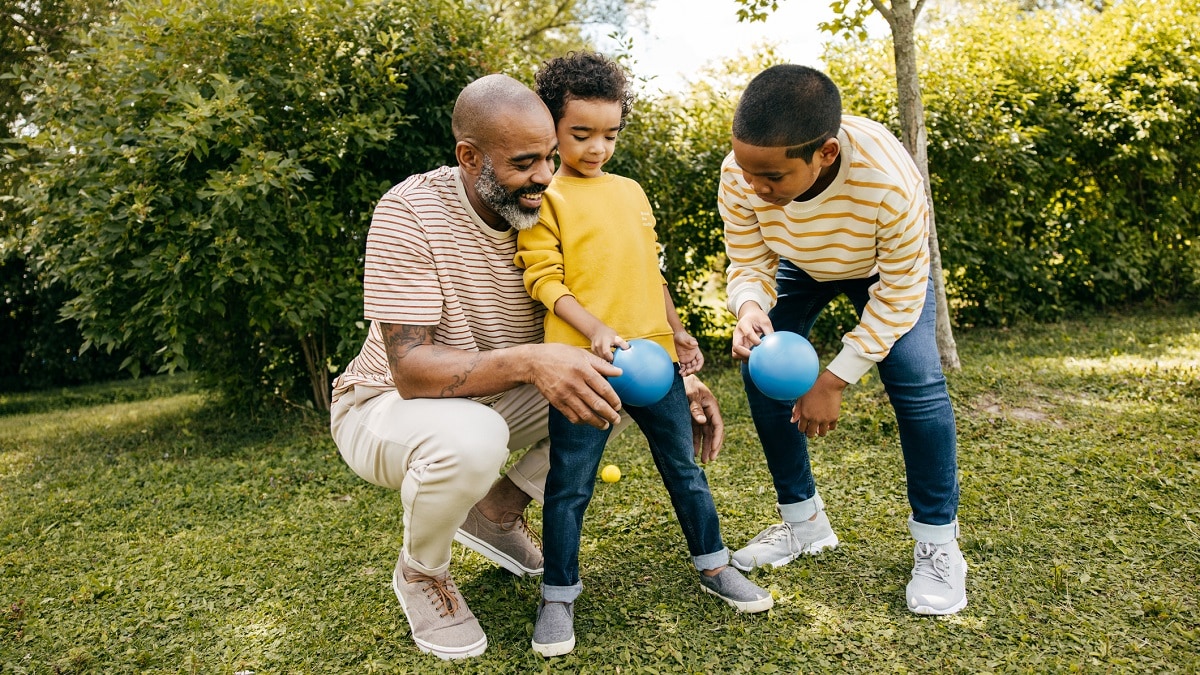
[878,0,961,369]
[300,331,332,412]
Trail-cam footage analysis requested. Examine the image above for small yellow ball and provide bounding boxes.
[600,464,621,483]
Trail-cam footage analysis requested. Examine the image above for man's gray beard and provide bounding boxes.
[475,156,543,231]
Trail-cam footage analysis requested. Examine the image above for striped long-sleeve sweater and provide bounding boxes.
[719,115,931,384]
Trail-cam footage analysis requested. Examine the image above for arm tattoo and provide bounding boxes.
[381,323,433,364]
[380,323,482,397]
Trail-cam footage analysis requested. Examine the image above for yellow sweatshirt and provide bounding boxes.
[515,173,679,361]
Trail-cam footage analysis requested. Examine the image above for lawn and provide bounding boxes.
[2,306,1198,673]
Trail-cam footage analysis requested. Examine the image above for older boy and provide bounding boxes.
[720,64,966,615]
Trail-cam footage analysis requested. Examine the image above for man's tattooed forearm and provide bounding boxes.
[440,353,482,397]
[382,324,434,364]
[381,323,483,397]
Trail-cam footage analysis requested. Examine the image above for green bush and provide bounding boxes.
[16,0,504,408]
[830,0,1200,325]
[12,0,1200,408]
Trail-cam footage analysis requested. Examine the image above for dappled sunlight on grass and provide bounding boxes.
[212,616,291,672]
[0,392,205,445]
[3,311,1199,672]
[0,449,29,482]
[939,611,989,630]
[790,597,860,634]
[1047,351,1200,377]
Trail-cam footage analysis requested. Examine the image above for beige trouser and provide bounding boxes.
[330,384,629,576]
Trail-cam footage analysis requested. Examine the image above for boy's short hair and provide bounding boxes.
[535,51,633,130]
[733,64,842,160]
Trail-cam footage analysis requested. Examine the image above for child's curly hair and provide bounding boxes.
[535,51,634,130]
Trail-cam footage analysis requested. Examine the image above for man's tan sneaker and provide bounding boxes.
[454,505,544,576]
[392,551,487,660]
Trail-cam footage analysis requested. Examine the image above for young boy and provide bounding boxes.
[720,64,967,615]
[515,51,773,658]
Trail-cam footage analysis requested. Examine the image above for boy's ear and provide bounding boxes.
[816,137,840,168]
[456,140,484,176]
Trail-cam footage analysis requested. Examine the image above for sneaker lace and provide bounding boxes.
[500,511,543,548]
[912,542,952,583]
[409,571,462,618]
[755,523,801,556]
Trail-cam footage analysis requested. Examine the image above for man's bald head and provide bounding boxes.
[452,74,551,149]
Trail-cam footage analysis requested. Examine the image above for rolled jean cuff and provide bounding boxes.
[542,581,583,603]
[778,492,825,523]
[692,547,731,572]
[909,517,959,545]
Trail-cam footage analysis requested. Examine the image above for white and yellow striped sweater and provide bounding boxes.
[719,115,930,384]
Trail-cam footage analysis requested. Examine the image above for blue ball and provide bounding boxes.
[748,331,820,401]
[608,339,675,407]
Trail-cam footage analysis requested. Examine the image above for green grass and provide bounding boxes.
[2,306,1199,673]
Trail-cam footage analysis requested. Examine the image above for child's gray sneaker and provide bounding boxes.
[699,566,774,613]
[732,510,839,571]
[531,600,576,657]
[906,540,968,615]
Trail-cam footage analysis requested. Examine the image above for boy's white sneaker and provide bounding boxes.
[731,510,839,571]
[906,539,968,615]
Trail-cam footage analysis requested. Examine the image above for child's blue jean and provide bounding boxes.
[742,260,959,527]
[541,372,730,602]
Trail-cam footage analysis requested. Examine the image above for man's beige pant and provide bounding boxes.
[330,384,628,576]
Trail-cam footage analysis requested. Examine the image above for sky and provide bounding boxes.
[609,0,884,93]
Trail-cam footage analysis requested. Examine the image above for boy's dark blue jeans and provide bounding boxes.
[743,261,959,532]
[541,372,730,602]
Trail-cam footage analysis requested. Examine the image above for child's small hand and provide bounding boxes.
[674,330,705,376]
[732,306,772,360]
[590,326,629,362]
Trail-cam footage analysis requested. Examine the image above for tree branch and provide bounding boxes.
[5,14,69,42]
[869,0,895,24]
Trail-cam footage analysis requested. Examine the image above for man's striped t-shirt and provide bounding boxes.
[331,166,545,403]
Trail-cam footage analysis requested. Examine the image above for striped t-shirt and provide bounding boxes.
[720,115,930,384]
[331,166,545,403]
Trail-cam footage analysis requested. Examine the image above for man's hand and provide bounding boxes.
[528,343,623,430]
[732,303,773,361]
[684,374,725,463]
[790,370,848,439]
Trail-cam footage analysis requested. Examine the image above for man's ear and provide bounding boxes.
[456,140,484,176]
[816,137,840,168]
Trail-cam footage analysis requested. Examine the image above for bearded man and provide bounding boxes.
[329,74,726,660]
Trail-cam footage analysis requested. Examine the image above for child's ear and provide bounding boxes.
[816,137,840,168]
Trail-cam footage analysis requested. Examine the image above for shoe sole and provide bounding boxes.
[453,530,544,576]
[393,568,488,660]
[909,595,968,615]
[701,584,775,613]
[730,534,840,572]
[908,561,968,616]
[532,635,576,657]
